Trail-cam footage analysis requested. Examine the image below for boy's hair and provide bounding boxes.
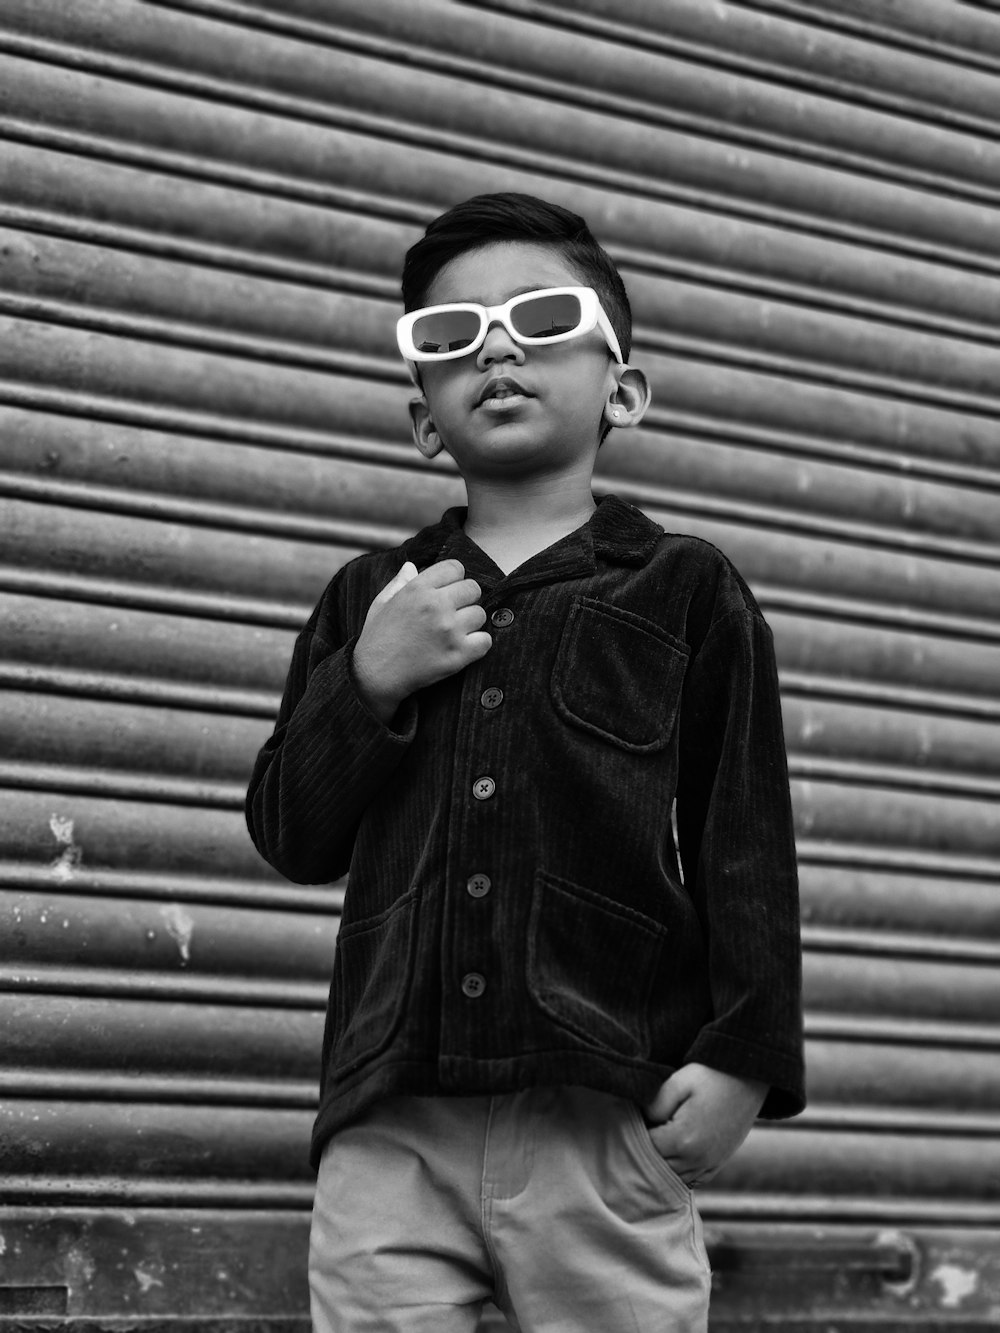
[401,193,632,363]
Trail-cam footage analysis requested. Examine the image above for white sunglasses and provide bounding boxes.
[396,286,624,372]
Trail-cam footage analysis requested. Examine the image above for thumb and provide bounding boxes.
[374,560,418,605]
[644,1069,692,1125]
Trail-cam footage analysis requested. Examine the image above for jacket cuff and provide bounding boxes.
[342,637,418,745]
[683,1027,806,1120]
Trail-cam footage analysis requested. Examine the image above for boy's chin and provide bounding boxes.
[453,430,599,478]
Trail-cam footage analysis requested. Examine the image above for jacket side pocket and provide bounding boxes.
[331,885,419,1078]
[528,870,667,1059]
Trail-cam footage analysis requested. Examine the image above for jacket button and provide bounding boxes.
[491,608,514,628]
[467,873,491,898]
[461,972,486,999]
[480,687,504,710]
[472,776,495,801]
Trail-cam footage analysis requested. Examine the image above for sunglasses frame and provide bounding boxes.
[396,286,625,373]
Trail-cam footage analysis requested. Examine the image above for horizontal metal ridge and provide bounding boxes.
[2,1083,997,1135]
[5,74,1000,282]
[0,471,423,550]
[0,964,327,1008]
[5,428,1000,586]
[787,757,1000,803]
[725,0,1000,74]
[0,861,340,911]
[618,243,1000,355]
[5,554,1000,647]
[11,273,1000,440]
[630,407,1000,493]
[481,0,1000,132]
[6,371,999,497]
[3,728,999,811]
[7,452,1000,574]
[159,0,1000,84]
[6,660,997,728]
[641,330,1000,428]
[699,1192,1000,1225]
[0,1070,318,1107]
[0,1177,315,1208]
[0,567,313,628]
[801,926,1000,965]
[101,0,1000,211]
[3,336,997,496]
[756,586,1000,645]
[0,760,247,810]
[805,1013,1000,1050]
[0,378,403,457]
[10,163,1000,360]
[611,467,1000,564]
[7,320,1000,504]
[0,300,394,398]
[796,840,1000,882]
[0,114,434,234]
[780,673,1000,726]
[7,1178,998,1222]
[0,199,403,297]
[793,1103,1000,1137]
[0,663,279,718]
[0,291,384,378]
[0,471,373,549]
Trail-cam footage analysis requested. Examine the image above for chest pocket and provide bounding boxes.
[550,597,689,753]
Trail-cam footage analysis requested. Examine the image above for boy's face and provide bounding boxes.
[408,242,629,481]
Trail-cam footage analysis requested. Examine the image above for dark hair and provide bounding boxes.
[401,192,632,363]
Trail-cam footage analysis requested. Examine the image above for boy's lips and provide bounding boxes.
[475,376,533,408]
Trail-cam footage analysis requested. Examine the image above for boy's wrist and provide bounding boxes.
[352,644,407,726]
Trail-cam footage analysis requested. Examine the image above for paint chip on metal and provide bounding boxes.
[930,1263,979,1309]
[160,903,194,966]
[48,813,83,882]
[133,1266,164,1293]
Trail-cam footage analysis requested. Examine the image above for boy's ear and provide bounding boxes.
[603,365,651,431]
[409,396,445,459]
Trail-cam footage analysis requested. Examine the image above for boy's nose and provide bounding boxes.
[476,319,526,369]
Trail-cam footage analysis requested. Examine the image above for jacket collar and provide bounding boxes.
[402,493,663,575]
[590,493,664,567]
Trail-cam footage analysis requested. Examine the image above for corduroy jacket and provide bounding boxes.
[245,495,806,1167]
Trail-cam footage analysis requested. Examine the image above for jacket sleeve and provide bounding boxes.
[245,582,417,885]
[676,605,806,1119]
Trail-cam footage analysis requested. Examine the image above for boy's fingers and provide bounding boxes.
[454,604,488,634]
[374,561,419,604]
[464,631,493,660]
[646,1119,683,1163]
[643,1073,690,1126]
[421,558,467,587]
[445,577,484,609]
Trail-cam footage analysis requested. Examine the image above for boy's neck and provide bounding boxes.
[462,476,597,576]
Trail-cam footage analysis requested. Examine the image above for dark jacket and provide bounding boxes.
[246,495,806,1167]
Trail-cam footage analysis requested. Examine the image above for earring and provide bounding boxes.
[611,408,621,420]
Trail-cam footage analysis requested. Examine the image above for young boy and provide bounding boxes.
[246,193,805,1333]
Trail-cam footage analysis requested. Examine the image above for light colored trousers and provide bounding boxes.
[309,1085,711,1332]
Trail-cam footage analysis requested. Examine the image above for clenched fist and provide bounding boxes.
[643,1063,767,1187]
[353,559,492,724]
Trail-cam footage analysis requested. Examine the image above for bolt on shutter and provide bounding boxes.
[1,0,999,1326]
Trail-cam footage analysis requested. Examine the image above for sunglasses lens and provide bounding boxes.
[511,292,584,340]
[410,308,482,355]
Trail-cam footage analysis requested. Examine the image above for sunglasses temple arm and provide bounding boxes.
[597,308,625,367]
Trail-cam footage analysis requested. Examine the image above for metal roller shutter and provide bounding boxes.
[1,0,997,1326]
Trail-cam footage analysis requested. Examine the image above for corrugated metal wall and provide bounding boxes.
[1,0,998,1325]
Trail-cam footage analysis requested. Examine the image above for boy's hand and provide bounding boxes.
[642,1063,767,1188]
[353,559,492,724]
